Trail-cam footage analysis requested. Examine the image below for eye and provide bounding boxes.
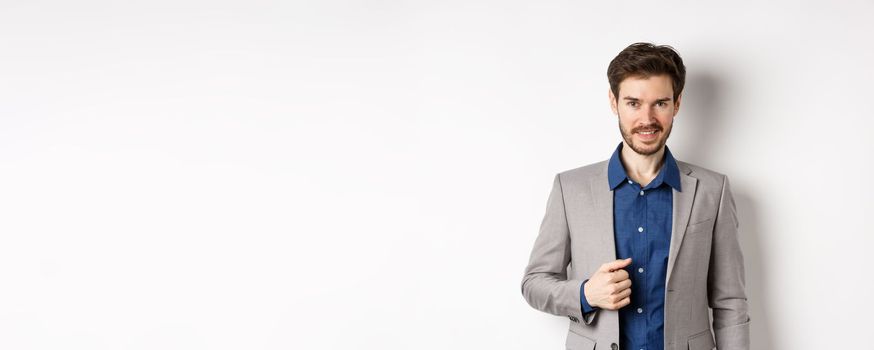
[626,101,639,107]
[656,101,667,107]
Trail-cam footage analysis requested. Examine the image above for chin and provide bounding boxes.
[628,139,665,156]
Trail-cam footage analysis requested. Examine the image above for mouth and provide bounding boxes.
[635,129,659,141]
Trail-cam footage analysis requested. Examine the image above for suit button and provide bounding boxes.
[610,343,618,350]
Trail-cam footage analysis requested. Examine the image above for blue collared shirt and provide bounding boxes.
[581,142,681,350]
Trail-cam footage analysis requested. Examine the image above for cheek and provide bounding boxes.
[618,105,639,117]
[655,108,676,120]
[618,117,636,133]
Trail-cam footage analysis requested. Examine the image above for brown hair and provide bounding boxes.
[607,42,686,101]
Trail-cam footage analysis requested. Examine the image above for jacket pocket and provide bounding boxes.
[685,217,715,234]
[687,329,715,350]
[565,328,596,350]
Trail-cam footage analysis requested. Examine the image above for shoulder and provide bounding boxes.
[546,160,609,195]
[677,160,731,191]
[556,160,608,183]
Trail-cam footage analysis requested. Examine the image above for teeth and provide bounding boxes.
[639,131,656,135]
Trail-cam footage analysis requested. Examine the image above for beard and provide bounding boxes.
[618,114,673,156]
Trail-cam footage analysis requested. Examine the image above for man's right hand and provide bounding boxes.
[583,258,633,310]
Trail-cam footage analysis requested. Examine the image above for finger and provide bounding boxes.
[611,269,630,282]
[601,258,632,272]
[614,285,632,299]
[611,279,632,293]
[615,296,631,309]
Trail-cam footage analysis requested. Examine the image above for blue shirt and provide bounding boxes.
[580,142,681,350]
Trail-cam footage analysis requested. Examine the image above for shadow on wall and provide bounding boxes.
[683,71,777,349]
[677,71,724,161]
[735,193,776,350]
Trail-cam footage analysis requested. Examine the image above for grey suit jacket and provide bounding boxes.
[521,159,750,350]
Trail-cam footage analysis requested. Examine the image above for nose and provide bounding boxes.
[647,105,659,120]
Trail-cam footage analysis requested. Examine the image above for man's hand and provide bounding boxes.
[583,258,633,310]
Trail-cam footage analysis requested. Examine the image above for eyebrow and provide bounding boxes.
[622,97,673,103]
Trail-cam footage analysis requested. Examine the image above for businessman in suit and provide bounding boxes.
[521,43,750,350]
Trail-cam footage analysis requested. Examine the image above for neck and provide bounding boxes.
[619,141,665,186]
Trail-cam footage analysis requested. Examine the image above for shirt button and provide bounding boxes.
[638,226,644,233]
[640,190,644,196]
[628,180,633,184]
[637,308,643,313]
[638,267,644,273]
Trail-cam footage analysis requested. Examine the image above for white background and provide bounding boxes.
[1,1,872,349]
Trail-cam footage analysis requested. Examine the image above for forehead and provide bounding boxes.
[618,74,674,99]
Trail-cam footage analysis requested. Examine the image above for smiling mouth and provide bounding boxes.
[636,130,659,140]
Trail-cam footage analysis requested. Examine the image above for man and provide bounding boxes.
[520,43,750,350]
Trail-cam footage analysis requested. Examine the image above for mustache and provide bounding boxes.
[632,124,662,133]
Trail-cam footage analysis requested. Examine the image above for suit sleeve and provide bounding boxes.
[521,174,593,324]
[708,175,751,349]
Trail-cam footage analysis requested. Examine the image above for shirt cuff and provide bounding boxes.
[580,279,598,315]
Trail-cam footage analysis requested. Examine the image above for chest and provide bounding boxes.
[612,185,673,259]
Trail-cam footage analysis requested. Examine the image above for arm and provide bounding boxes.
[520,174,591,323]
[708,175,751,349]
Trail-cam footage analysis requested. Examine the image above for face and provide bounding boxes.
[609,74,681,156]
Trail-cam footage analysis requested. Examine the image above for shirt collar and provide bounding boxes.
[607,142,682,191]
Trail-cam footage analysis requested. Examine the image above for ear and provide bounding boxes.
[609,89,618,115]
[673,93,682,116]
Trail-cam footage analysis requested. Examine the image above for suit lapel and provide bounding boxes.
[589,162,616,263]
[665,162,697,287]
